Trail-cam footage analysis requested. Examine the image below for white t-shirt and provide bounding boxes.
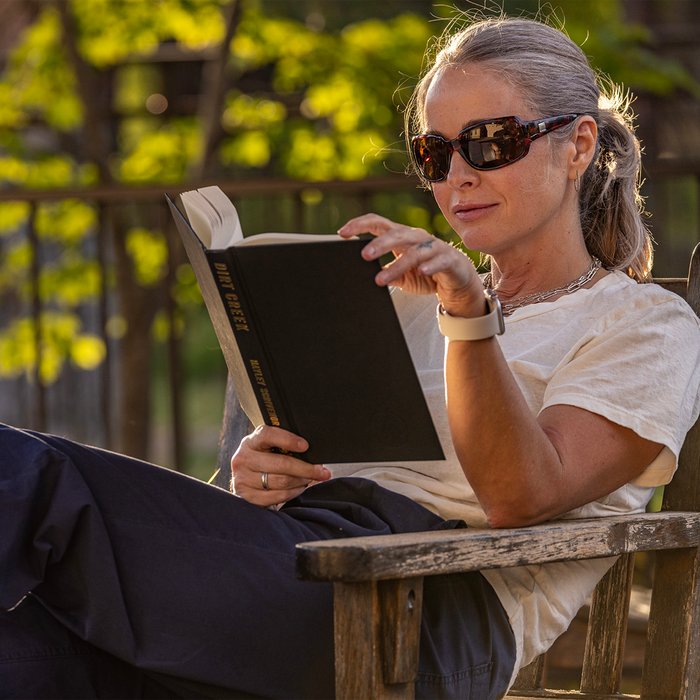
[330,271,700,683]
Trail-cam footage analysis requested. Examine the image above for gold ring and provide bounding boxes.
[261,472,270,490]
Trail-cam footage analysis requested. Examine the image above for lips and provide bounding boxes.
[452,203,497,221]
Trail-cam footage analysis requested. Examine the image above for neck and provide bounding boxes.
[488,234,593,304]
[489,257,602,316]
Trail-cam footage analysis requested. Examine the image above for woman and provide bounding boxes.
[2,16,699,700]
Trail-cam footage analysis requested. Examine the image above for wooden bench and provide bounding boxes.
[216,244,700,699]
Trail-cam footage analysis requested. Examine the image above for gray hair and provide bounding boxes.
[406,16,653,281]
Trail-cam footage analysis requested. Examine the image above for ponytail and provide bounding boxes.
[580,98,653,281]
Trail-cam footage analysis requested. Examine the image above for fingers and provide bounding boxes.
[245,424,309,454]
[339,214,425,262]
[230,425,331,507]
[339,213,485,315]
[337,213,397,239]
[341,214,469,285]
[259,468,328,493]
[339,215,439,282]
[374,238,451,286]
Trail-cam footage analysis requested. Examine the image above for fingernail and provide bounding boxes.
[320,466,331,479]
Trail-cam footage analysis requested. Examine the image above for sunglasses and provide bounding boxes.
[411,114,582,182]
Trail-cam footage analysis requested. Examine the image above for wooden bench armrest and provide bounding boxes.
[296,511,700,582]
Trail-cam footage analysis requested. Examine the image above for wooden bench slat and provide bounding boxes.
[653,277,688,300]
[507,692,639,699]
[333,580,415,700]
[580,552,635,693]
[378,577,423,686]
[296,512,700,582]
[511,654,545,691]
[641,546,700,698]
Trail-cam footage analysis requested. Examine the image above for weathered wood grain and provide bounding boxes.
[511,654,545,691]
[333,581,413,700]
[654,269,699,514]
[655,277,689,300]
[296,513,700,582]
[663,418,700,513]
[507,692,638,699]
[641,547,700,699]
[684,242,700,316]
[580,552,635,693]
[378,577,423,685]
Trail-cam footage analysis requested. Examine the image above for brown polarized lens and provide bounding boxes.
[462,119,526,169]
[413,118,529,180]
[413,136,451,181]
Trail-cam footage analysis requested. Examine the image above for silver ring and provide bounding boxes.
[261,472,270,491]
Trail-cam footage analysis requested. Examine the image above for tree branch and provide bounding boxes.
[55,0,112,183]
[192,0,243,180]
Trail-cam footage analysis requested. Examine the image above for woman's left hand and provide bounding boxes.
[338,214,485,317]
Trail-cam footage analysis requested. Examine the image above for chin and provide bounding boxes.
[455,229,496,255]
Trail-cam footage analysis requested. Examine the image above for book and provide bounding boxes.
[166,186,444,464]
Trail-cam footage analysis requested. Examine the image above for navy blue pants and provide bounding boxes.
[0,424,516,699]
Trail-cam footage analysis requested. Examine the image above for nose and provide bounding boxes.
[448,137,468,161]
[445,142,479,186]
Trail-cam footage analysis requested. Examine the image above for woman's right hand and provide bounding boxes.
[230,425,331,508]
[338,213,486,319]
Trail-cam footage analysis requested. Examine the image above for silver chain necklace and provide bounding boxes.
[484,257,602,317]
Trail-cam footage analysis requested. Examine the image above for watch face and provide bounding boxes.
[483,288,506,335]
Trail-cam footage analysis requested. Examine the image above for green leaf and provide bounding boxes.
[0,312,105,383]
[35,199,97,244]
[125,227,168,287]
[70,334,107,370]
[220,130,271,168]
[0,202,30,234]
[119,120,199,183]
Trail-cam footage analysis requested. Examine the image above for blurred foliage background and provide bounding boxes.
[1,0,699,484]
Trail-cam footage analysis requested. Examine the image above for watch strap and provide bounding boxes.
[436,289,505,341]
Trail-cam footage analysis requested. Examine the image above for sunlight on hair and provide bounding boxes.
[404,12,653,282]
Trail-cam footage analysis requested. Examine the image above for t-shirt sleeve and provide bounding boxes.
[541,295,700,486]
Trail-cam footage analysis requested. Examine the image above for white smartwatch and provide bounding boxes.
[436,288,505,341]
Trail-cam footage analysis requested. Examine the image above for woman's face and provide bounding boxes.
[423,65,576,259]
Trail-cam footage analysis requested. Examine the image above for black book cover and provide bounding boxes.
[167,195,445,464]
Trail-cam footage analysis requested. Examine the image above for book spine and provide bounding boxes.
[206,249,297,438]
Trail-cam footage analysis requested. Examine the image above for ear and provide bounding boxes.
[568,116,597,183]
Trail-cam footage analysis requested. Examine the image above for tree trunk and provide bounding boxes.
[110,206,161,459]
[58,0,159,460]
